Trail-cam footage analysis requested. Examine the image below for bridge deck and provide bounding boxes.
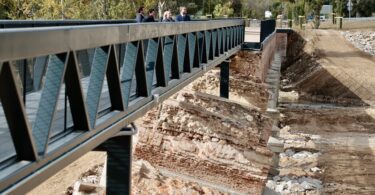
[245,27,260,42]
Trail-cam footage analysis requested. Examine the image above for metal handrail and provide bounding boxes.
[0,19,244,62]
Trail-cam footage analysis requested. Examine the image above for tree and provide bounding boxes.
[309,0,323,28]
[0,0,247,20]
[231,0,242,17]
[213,1,234,17]
[335,0,344,16]
[241,0,271,18]
[354,0,375,17]
[0,0,17,19]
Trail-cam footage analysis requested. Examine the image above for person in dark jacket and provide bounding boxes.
[162,10,174,22]
[135,6,144,23]
[143,9,156,22]
[175,6,191,22]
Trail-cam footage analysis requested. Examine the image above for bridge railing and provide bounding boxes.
[0,19,244,194]
[0,19,136,28]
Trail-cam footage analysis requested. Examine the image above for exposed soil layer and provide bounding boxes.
[131,159,229,195]
[278,106,375,194]
[281,30,375,106]
[192,51,268,110]
[274,29,375,195]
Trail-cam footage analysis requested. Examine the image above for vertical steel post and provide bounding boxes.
[220,60,230,99]
[94,125,136,195]
[102,134,133,195]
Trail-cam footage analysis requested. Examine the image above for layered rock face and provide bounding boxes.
[192,51,268,110]
[281,30,375,106]
[132,160,227,195]
[135,91,273,194]
[134,51,274,194]
[269,106,375,195]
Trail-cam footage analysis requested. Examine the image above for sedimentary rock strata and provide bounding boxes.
[134,91,273,194]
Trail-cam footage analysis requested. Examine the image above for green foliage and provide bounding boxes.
[240,0,272,19]
[285,0,323,28]
[353,0,375,17]
[270,1,282,19]
[335,0,344,16]
[287,3,294,19]
[0,0,16,19]
[309,0,323,28]
[231,0,242,17]
[332,0,375,17]
[357,0,375,16]
[1,0,313,20]
[213,1,234,17]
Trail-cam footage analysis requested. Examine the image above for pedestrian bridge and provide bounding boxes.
[0,19,268,194]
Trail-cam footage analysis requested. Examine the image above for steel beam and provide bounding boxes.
[64,52,91,131]
[155,38,167,87]
[220,60,230,99]
[106,45,125,111]
[0,20,244,62]
[0,62,38,161]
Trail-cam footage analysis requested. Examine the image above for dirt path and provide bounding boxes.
[313,30,375,103]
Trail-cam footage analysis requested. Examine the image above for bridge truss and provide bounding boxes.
[0,19,244,194]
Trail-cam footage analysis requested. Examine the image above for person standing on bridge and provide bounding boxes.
[162,10,174,22]
[136,6,145,23]
[175,6,191,22]
[143,9,157,22]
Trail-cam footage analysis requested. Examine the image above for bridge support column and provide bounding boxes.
[96,124,136,195]
[220,60,230,99]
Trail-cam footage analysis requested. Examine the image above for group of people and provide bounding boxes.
[136,6,191,23]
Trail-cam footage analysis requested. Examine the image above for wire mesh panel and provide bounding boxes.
[0,106,16,164]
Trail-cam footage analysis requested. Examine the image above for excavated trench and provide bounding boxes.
[265,30,375,195]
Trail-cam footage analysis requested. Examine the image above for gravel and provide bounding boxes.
[266,176,322,194]
[343,31,375,56]
[267,148,323,194]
